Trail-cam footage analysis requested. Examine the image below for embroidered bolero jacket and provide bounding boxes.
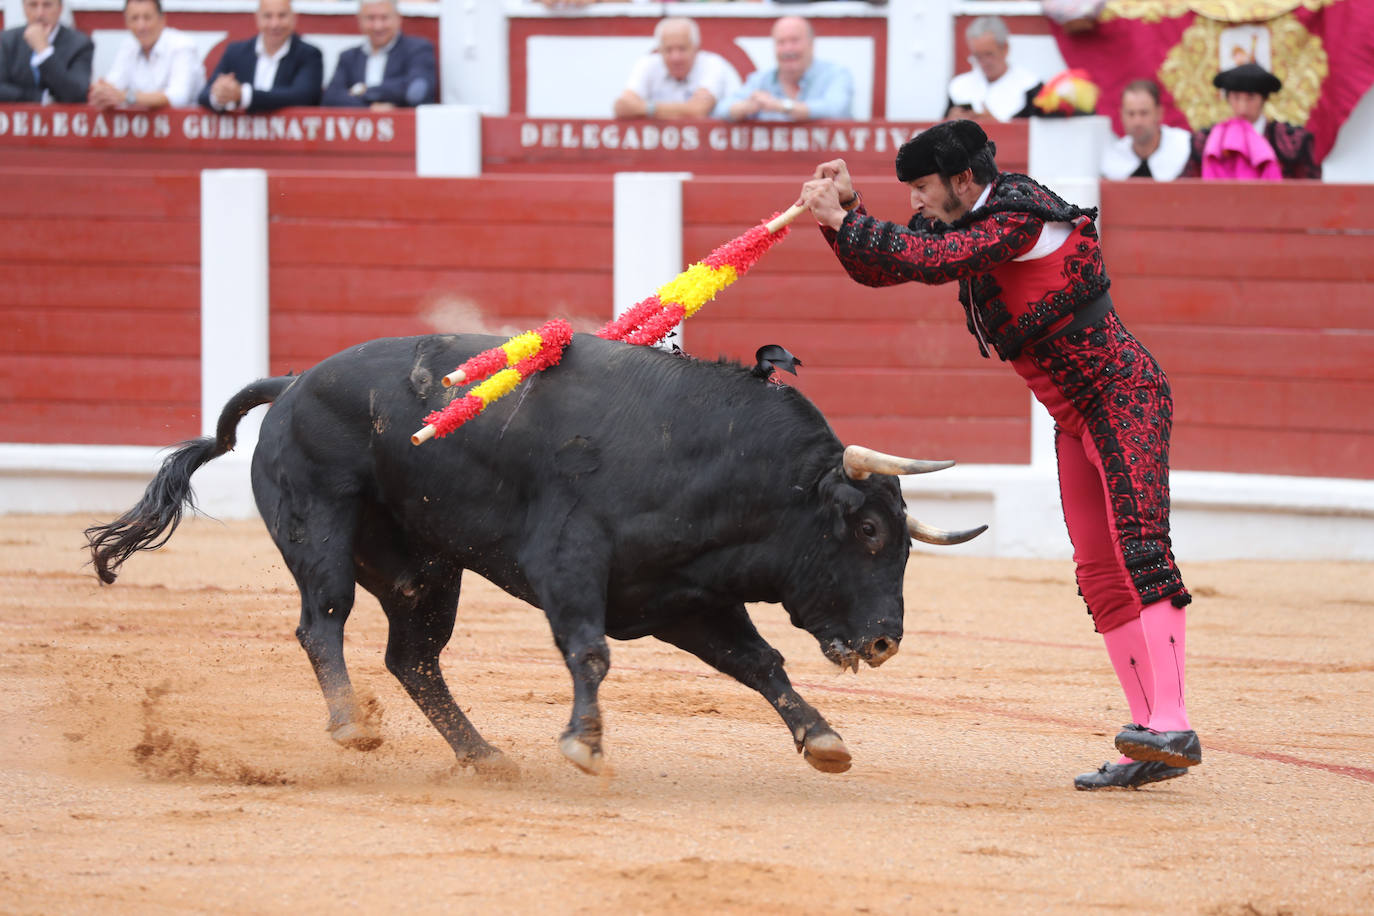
[821,173,1110,361]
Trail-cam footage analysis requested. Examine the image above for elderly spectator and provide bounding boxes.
[715,16,853,122]
[612,17,739,120]
[198,0,322,112]
[0,0,92,103]
[323,0,435,109]
[1100,80,1191,181]
[87,0,205,111]
[946,15,1041,122]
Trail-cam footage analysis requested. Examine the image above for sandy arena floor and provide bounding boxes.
[2,513,1372,915]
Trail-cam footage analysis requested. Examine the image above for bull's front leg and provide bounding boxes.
[653,606,852,774]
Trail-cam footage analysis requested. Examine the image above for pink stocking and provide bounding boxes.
[1139,599,1190,732]
[1102,619,1154,763]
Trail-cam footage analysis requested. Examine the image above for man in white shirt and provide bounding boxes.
[88,0,205,110]
[1100,80,1191,181]
[946,15,1041,122]
[613,17,739,120]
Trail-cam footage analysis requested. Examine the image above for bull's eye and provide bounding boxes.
[856,517,885,552]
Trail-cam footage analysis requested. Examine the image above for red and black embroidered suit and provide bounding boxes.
[821,173,1190,627]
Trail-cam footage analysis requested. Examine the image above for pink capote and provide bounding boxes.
[1202,117,1282,180]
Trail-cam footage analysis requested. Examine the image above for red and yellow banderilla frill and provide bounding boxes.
[595,204,803,347]
[411,204,805,445]
[411,318,574,444]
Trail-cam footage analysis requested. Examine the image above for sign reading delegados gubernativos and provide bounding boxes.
[516,119,921,154]
[0,107,401,146]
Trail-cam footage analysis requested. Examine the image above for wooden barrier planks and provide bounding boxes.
[0,170,201,446]
[266,173,616,374]
[1102,179,1374,479]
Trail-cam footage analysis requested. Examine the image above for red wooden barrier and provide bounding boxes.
[4,166,1370,482]
[0,170,201,445]
[266,173,616,373]
[1101,179,1374,479]
[262,170,1028,465]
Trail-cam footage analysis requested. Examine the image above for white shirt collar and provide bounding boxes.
[367,34,400,57]
[255,34,292,63]
[138,28,167,60]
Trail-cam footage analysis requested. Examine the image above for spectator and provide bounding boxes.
[1100,79,1191,181]
[0,0,92,104]
[1184,62,1321,180]
[198,0,322,112]
[322,0,435,109]
[715,16,853,122]
[946,15,1041,122]
[87,0,205,111]
[612,17,739,120]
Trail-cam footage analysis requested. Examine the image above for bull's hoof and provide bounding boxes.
[559,734,605,775]
[802,732,852,774]
[329,721,383,752]
[457,749,521,782]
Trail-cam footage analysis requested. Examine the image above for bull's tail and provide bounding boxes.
[85,376,295,584]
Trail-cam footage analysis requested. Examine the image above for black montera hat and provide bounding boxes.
[895,120,991,182]
[1213,62,1282,96]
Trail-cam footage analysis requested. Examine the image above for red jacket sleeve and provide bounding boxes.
[819,203,1044,287]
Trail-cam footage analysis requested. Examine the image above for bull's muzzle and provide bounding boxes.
[825,635,901,672]
[861,635,901,668]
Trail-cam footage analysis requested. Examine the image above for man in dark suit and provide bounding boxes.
[322,0,435,108]
[197,0,322,112]
[0,0,93,103]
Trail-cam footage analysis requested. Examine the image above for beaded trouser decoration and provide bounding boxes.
[1025,310,1191,624]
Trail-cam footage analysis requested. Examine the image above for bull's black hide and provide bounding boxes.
[87,333,966,777]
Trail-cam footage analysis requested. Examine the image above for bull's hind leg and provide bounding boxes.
[353,520,515,777]
[654,605,852,774]
[378,584,516,777]
[258,479,378,751]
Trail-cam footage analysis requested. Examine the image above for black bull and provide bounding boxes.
[87,333,984,776]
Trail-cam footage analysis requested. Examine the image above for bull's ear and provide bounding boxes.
[818,469,865,516]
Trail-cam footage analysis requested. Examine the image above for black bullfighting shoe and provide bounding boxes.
[1114,724,1203,767]
[1074,760,1188,791]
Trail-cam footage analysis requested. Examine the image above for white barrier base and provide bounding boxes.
[3,443,1371,563]
[0,444,259,522]
[903,464,1374,562]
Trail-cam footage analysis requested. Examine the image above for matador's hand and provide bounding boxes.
[797,177,847,231]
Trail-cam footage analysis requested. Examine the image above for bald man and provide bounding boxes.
[714,16,853,122]
[198,0,322,111]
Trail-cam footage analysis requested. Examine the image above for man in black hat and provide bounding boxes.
[797,120,1202,792]
[1183,61,1320,179]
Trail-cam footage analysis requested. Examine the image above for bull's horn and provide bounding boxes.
[907,516,988,546]
[842,445,954,480]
